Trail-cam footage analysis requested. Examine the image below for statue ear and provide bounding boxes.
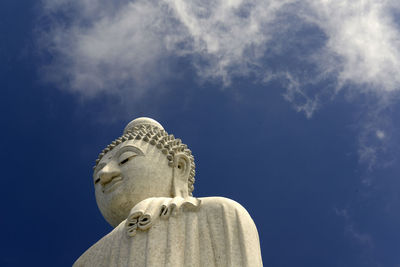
[172,153,190,198]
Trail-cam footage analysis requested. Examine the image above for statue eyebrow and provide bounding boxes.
[115,145,144,157]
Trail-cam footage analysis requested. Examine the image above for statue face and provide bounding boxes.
[93,140,173,227]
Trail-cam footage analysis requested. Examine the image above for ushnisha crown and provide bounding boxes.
[94,117,196,195]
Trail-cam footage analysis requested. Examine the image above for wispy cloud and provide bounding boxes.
[306,1,400,92]
[37,0,400,167]
[38,0,182,98]
[356,97,399,175]
[335,208,374,249]
[334,208,382,266]
[38,0,293,95]
[37,0,400,94]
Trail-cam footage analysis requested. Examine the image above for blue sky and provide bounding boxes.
[1,0,400,266]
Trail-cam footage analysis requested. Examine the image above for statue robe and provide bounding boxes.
[74,197,263,267]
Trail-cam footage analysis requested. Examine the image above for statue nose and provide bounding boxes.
[98,163,121,185]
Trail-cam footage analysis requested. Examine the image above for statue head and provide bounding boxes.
[92,117,195,227]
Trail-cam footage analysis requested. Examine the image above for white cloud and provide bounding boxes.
[38,0,297,95]
[165,0,293,84]
[38,0,400,95]
[37,0,400,167]
[305,0,400,92]
[38,0,182,97]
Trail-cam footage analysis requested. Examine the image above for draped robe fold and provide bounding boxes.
[74,197,263,267]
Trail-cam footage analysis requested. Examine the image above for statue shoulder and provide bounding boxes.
[198,196,255,220]
[199,196,248,208]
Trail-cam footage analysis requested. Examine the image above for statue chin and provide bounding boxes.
[96,191,136,228]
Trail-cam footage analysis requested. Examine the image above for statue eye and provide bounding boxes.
[119,151,137,165]
[94,178,100,184]
[120,157,130,165]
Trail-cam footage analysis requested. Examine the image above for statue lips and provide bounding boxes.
[102,176,123,194]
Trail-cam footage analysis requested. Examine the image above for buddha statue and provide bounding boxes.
[74,117,263,266]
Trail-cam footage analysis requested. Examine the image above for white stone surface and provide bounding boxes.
[74,117,263,266]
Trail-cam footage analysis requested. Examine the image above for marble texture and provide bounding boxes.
[74,117,263,266]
